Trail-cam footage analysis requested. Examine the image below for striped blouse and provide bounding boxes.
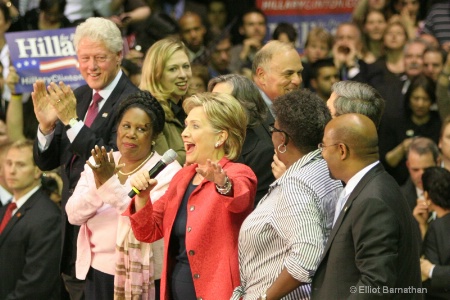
[231,150,343,300]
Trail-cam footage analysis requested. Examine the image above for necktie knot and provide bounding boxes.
[85,93,103,127]
[92,92,103,104]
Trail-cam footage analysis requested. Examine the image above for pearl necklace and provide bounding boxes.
[118,151,154,176]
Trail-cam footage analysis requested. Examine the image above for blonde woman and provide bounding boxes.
[140,38,192,165]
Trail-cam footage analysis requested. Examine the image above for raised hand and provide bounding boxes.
[46,81,78,125]
[31,80,58,134]
[86,145,124,188]
[195,159,228,187]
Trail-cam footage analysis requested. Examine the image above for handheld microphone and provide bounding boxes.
[128,149,178,198]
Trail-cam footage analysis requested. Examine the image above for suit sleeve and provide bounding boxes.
[6,205,61,299]
[423,222,450,290]
[349,197,401,299]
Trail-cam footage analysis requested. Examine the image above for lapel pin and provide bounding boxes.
[102,113,108,118]
[16,212,22,218]
[344,206,348,212]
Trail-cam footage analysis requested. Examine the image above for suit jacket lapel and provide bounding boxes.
[321,163,384,258]
[0,190,41,247]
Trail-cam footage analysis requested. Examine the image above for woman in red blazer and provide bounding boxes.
[124,92,257,300]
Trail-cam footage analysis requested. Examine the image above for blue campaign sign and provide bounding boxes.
[5,27,86,93]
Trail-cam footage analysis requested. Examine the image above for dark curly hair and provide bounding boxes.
[116,90,165,136]
[423,167,450,210]
[273,89,331,154]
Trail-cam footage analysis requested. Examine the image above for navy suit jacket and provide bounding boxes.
[312,163,422,299]
[33,72,138,274]
[0,188,61,299]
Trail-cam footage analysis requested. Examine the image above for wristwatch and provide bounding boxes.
[65,117,80,130]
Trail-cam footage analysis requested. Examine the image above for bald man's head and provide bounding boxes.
[326,113,379,158]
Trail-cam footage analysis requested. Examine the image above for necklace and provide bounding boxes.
[118,151,154,176]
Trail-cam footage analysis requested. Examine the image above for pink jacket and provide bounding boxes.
[66,151,181,279]
[124,158,257,300]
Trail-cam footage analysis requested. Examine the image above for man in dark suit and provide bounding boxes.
[32,17,138,299]
[312,113,422,299]
[0,140,61,299]
[401,137,439,211]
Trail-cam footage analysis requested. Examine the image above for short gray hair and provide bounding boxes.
[407,137,440,163]
[208,74,267,127]
[74,17,123,53]
[331,81,385,127]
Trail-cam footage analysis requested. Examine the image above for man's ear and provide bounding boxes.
[338,143,348,160]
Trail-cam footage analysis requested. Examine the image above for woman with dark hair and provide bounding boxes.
[417,167,450,299]
[232,89,342,299]
[208,73,273,205]
[360,9,387,63]
[66,91,182,300]
[381,74,442,184]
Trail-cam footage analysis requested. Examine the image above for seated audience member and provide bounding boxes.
[352,0,393,27]
[178,12,208,65]
[9,0,72,31]
[436,51,450,120]
[206,0,228,41]
[125,93,257,300]
[209,74,274,205]
[309,58,339,102]
[66,91,181,299]
[187,64,209,97]
[439,116,450,171]
[207,33,232,78]
[419,167,450,299]
[401,137,439,211]
[272,22,297,47]
[229,7,267,75]
[232,89,342,299]
[0,140,61,299]
[380,74,441,185]
[423,46,445,83]
[301,27,333,89]
[312,114,421,299]
[332,22,368,82]
[139,38,191,165]
[360,9,387,64]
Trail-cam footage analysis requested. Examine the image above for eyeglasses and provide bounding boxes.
[318,143,339,152]
[269,123,290,144]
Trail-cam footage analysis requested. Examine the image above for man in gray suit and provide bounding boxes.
[312,114,422,299]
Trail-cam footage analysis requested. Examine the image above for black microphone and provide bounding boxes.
[128,149,178,198]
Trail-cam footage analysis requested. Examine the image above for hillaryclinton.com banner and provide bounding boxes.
[257,0,358,53]
[6,28,85,93]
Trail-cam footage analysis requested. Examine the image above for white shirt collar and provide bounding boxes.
[12,185,42,214]
[342,161,380,199]
[0,185,12,205]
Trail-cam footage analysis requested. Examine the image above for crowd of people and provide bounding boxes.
[0,0,450,299]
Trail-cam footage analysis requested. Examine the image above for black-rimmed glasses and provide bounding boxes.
[269,123,290,144]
